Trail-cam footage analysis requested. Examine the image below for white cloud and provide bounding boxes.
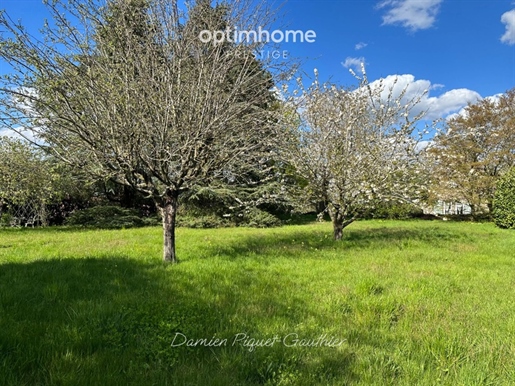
[0,127,39,143]
[484,93,503,104]
[366,74,481,120]
[355,42,368,50]
[415,140,431,152]
[446,93,503,121]
[0,128,19,139]
[501,9,515,45]
[424,88,482,119]
[430,83,444,90]
[342,57,366,74]
[377,0,443,31]
[0,87,43,144]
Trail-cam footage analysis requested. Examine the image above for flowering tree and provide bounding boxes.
[286,66,430,239]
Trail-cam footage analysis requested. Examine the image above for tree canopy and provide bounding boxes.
[285,67,431,239]
[428,89,515,215]
[1,0,289,261]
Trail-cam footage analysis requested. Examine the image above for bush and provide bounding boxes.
[176,214,230,229]
[65,206,158,229]
[177,187,286,228]
[240,207,282,228]
[0,212,13,227]
[176,209,282,229]
[365,201,424,220]
[493,168,515,229]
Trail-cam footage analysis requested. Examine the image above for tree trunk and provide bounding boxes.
[159,191,179,263]
[329,204,354,241]
[469,203,476,217]
[121,185,136,208]
[333,217,343,240]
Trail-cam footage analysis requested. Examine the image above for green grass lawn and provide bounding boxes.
[1,220,515,385]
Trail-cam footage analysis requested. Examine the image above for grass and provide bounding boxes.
[1,220,515,385]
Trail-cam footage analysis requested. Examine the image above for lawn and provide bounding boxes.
[1,220,514,385]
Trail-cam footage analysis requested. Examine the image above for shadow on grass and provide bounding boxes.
[0,225,160,234]
[202,223,468,260]
[0,255,358,385]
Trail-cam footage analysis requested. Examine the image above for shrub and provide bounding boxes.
[365,201,424,220]
[65,206,158,229]
[176,209,282,228]
[240,207,282,228]
[176,214,230,229]
[177,187,286,228]
[493,168,515,229]
[0,212,13,227]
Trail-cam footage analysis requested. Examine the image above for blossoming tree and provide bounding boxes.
[286,66,431,239]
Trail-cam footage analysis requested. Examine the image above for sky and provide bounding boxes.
[277,0,515,120]
[1,0,515,137]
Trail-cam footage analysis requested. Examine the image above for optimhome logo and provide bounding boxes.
[199,26,316,45]
[198,27,316,60]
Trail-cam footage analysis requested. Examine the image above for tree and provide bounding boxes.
[0,0,289,261]
[285,67,430,240]
[428,89,515,215]
[493,167,515,229]
[168,0,288,223]
[0,137,57,224]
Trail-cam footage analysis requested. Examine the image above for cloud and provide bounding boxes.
[377,0,443,31]
[0,87,44,144]
[445,93,504,121]
[430,83,444,90]
[0,128,19,139]
[424,88,482,119]
[355,42,368,50]
[484,93,503,104]
[501,9,515,45]
[341,56,366,74]
[366,74,482,120]
[0,127,39,143]
[415,140,431,152]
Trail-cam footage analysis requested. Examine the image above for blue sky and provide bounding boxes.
[1,0,514,125]
[277,0,515,119]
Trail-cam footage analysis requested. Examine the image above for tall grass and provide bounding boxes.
[1,220,514,385]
